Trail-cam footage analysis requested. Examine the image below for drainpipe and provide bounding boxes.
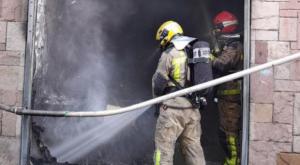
[242,0,251,164]
[20,0,36,164]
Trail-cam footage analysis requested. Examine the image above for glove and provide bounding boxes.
[153,73,168,96]
[199,97,207,107]
[190,95,208,109]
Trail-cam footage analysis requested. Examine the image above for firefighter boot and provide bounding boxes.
[224,135,239,165]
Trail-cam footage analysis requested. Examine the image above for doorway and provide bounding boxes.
[22,0,250,164]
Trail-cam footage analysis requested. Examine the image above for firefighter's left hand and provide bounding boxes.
[199,97,207,107]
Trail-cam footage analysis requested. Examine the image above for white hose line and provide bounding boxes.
[2,52,300,117]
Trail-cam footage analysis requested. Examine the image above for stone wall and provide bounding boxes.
[250,0,300,164]
[0,0,27,164]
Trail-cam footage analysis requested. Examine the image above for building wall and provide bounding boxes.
[0,0,27,164]
[250,0,300,164]
[0,0,300,165]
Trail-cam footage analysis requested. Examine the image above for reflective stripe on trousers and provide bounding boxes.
[154,149,161,165]
[154,97,206,165]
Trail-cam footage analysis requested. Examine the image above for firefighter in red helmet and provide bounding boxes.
[210,11,243,165]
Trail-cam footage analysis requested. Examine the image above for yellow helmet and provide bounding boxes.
[156,20,183,46]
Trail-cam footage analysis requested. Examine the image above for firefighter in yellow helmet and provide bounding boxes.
[210,11,243,165]
[152,20,206,165]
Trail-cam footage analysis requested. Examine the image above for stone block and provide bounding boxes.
[290,60,300,80]
[0,66,19,91]
[280,0,300,10]
[15,115,21,137]
[252,17,279,30]
[275,80,300,92]
[0,136,20,165]
[6,22,26,51]
[279,18,297,41]
[0,90,17,106]
[294,93,300,135]
[250,68,274,103]
[273,92,294,124]
[0,22,7,43]
[291,42,298,50]
[0,43,6,50]
[249,141,291,165]
[17,67,24,91]
[268,41,290,61]
[0,51,21,66]
[252,1,279,19]
[297,22,300,49]
[255,30,278,41]
[16,90,23,106]
[251,30,256,41]
[280,10,299,17]
[250,122,292,142]
[0,111,2,135]
[291,49,300,54]
[265,0,289,2]
[251,41,256,64]
[255,41,268,64]
[294,136,300,152]
[2,111,17,137]
[250,103,273,122]
[277,153,300,165]
[0,0,28,21]
[274,63,290,80]
[20,52,25,66]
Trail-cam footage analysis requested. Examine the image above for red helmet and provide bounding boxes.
[213,11,238,33]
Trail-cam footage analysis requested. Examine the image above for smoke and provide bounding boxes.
[32,0,157,164]
[31,0,244,164]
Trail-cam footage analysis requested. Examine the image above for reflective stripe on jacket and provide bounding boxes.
[218,89,241,96]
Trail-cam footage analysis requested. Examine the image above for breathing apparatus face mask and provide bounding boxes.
[212,28,241,56]
[211,29,222,56]
[216,37,227,51]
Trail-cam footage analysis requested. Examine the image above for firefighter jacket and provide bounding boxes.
[212,40,243,101]
[152,46,188,97]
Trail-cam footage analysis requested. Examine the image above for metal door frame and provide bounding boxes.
[242,0,251,164]
[20,0,36,164]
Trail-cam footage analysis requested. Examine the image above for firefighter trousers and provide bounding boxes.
[154,97,206,165]
[218,98,241,136]
[218,98,241,165]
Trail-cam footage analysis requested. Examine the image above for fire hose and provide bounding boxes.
[1,52,300,117]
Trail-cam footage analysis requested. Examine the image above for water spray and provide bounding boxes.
[1,52,300,117]
[51,106,149,162]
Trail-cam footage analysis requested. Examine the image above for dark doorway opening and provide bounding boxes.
[27,0,245,164]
